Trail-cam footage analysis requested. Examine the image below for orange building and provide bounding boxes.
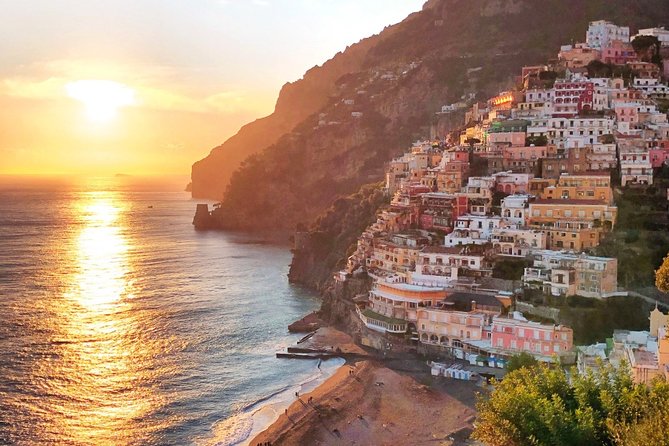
[528,199,617,229]
[539,173,613,204]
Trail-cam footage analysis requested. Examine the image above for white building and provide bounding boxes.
[620,151,653,186]
[547,117,615,149]
[587,143,617,170]
[500,194,532,226]
[634,27,669,46]
[586,20,630,50]
[523,250,619,299]
[445,215,505,247]
[491,227,547,257]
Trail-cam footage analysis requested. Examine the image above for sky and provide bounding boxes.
[0,0,425,176]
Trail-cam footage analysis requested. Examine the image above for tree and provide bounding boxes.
[473,362,669,446]
[505,352,538,372]
[656,253,669,292]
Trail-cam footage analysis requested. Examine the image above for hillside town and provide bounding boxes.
[337,20,669,383]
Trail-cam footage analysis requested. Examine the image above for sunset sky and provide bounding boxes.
[0,0,424,176]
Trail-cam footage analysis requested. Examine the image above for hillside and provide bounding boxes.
[192,0,669,236]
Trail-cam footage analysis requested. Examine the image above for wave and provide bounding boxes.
[204,358,345,446]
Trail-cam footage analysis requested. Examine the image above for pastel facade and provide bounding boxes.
[558,43,601,69]
[445,215,505,246]
[540,173,613,204]
[547,117,615,149]
[491,227,547,257]
[500,194,532,226]
[552,79,596,116]
[541,220,602,251]
[602,40,637,65]
[417,307,490,346]
[523,250,618,298]
[491,316,573,357]
[528,199,617,229]
[620,151,653,186]
[361,281,446,333]
[494,172,532,194]
[586,20,630,50]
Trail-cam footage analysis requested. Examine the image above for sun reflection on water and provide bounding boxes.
[50,191,165,444]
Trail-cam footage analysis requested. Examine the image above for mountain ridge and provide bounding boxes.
[191,0,669,239]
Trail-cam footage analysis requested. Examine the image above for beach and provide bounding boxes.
[249,328,478,446]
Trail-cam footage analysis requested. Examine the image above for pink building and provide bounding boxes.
[487,131,526,148]
[443,150,470,163]
[494,172,533,194]
[614,103,639,124]
[650,148,669,167]
[602,40,638,65]
[491,316,573,358]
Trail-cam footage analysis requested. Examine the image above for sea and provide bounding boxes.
[0,175,343,446]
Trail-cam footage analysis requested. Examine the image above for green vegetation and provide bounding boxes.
[586,60,634,83]
[525,135,548,146]
[493,258,531,281]
[518,293,650,345]
[505,352,538,372]
[288,183,387,289]
[473,362,669,446]
[594,178,669,289]
[631,35,662,65]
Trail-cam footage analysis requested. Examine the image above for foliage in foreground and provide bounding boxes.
[505,352,538,372]
[656,253,669,293]
[473,362,669,446]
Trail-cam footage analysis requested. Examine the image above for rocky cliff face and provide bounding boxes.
[191,0,669,284]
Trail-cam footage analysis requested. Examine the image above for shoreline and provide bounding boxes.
[248,327,479,446]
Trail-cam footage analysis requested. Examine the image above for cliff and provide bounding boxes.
[192,0,669,285]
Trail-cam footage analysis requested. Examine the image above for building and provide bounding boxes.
[586,20,630,50]
[547,117,615,150]
[360,280,446,334]
[523,250,619,299]
[445,215,505,247]
[633,27,669,46]
[540,220,603,251]
[601,40,638,65]
[418,193,468,231]
[494,172,533,194]
[528,199,617,229]
[552,79,596,116]
[539,173,613,204]
[491,315,574,359]
[413,245,493,286]
[491,227,547,257]
[500,194,532,226]
[558,43,601,69]
[620,151,653,186]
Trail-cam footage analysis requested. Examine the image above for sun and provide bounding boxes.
[66,80,136,123]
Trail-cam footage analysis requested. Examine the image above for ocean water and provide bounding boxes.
[0,176,340,446]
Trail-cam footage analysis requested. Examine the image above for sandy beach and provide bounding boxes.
[249,331,478,446]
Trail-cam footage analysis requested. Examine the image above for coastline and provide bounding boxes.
[248,358,478,446]
[248,327,479,446]
[200,357,346,446]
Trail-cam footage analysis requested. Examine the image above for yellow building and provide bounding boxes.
[539,173,613,204]
[528,199,617,229]
[542,220,602,251]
